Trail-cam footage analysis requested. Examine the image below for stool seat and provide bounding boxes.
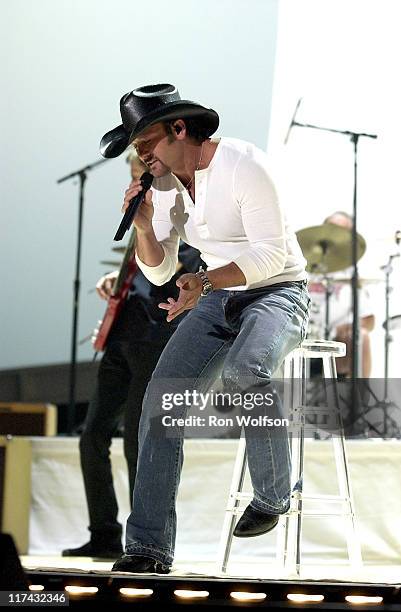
[297,339,346,358]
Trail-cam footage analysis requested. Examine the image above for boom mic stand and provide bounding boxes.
[57,157,109,435]
[286,103,377,425]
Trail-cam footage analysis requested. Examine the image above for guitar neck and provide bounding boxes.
[113,228,137,295]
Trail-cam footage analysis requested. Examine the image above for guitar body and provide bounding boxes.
[93,257,138,352]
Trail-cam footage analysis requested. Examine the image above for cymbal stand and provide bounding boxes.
[310,253,333,342]
[382,253,400,398]
[323,274,333,341]
[355,252,401,438]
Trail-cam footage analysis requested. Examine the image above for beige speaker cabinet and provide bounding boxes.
[0,436,32,554]
[0,403,57,436]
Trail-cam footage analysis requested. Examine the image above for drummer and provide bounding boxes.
[309,211,375,377]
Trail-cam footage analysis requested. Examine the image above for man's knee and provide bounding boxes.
[221,360,271,391]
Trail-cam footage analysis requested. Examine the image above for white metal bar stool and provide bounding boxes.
[217,339,362,576]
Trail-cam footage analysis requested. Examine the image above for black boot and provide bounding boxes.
[62,540,123,559]
[233,504,280,538]
[112,554,171,574]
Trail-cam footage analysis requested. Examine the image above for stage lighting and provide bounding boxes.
[230,591,267,602]
[174,589,209,599]
[65,586,98,595]
[119,588,153,598]
[28,585,44,592]
[287,593,325,603]
[345,595,383,605]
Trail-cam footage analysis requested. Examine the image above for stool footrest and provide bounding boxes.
[224,507,247,516]
[229,492,252,501]
[295,494,350,502]
[292,405,337,413]
[287,510,354,518]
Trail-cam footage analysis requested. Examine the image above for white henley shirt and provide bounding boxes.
[136,137,307,290]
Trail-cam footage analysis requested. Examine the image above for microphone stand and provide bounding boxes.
[290,117,377,426]
[57,157,109,435]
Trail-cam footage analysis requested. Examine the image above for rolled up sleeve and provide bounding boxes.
[135,219,180,286]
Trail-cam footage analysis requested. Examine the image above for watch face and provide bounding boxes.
[201,281,213,296]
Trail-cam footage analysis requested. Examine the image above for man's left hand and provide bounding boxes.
[158,273,203,322]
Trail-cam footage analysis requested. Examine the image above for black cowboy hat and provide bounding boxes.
[100,83,219,158]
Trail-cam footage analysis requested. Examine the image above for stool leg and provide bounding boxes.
[294,352,307,575]
[277,353,296,568]
[283,351,306,577]
[218,436,247,573]
[323,355,363,568]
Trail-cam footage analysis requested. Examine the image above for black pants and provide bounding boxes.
[79,297,174,543]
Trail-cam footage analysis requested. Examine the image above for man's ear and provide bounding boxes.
[172,120,186,138]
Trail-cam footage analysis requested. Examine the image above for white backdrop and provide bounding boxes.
[0,0,278,369]
[2,0,400,378]
[267,0,401,377]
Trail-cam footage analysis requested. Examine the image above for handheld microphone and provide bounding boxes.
[114,172,153,241]
[284,98,302,145]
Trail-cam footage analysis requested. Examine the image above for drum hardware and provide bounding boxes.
[382,253,400,394]
[352,251,401,438]
[299,216,399,436]
[384,314,401,332]
[326,277,381,286]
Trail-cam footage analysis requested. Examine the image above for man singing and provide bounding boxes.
[100,84,310,573]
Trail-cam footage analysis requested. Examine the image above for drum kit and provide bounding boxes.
[296,222,401,437]
[297,222,368,341]
[296,221,401,346]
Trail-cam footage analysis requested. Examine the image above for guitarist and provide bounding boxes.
[62,153,202,559]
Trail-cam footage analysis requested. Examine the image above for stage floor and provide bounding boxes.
[21,555,401,585]
[26,437,401,572]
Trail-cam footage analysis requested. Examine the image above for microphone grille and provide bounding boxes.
[141,172,154,189]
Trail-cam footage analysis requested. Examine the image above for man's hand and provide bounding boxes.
[96,271,119,300]
[158,273,203,322]
[122,179,154,233]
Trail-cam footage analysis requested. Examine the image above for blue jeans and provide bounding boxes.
[125,281,310,566]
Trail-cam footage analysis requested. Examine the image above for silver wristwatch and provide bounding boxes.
[196,266,214,297]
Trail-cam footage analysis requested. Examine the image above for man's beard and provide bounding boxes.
[147,158,170,177]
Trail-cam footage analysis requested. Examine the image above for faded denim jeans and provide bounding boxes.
[125,280,310,566]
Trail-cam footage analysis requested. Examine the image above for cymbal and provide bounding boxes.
[309,275,382,289]
[100,260,122,266]
[327,276,382,285]
[296,223,366,273]
[112,246,127,254]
